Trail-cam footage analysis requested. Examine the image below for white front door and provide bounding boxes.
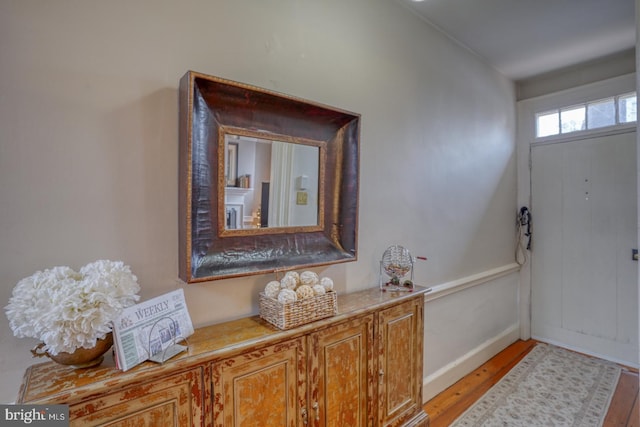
[530,131,638,367]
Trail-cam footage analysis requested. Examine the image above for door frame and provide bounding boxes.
[516,73,637,341]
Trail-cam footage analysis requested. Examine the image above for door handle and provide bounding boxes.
[633,249,638,261]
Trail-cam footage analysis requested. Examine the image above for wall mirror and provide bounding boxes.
[179,71,360,282]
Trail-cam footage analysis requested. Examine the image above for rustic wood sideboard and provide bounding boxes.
[17,286,430,427]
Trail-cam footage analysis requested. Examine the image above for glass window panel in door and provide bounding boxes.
[618,93,637,123]
[536,111,559,138]
[560,106,585,134]
[587,98,615,129]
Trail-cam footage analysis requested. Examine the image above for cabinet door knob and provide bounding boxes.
[312,402,319,421]
[301,408,308,425]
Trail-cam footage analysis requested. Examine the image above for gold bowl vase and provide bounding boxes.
[31,333,114,368]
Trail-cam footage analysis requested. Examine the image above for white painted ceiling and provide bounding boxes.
[399,0,636,81]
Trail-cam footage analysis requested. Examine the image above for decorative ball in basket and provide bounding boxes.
[259,270,337,330]
[379,245,427,292]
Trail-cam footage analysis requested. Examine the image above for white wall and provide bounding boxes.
[423,266,520,400]
[289,144,319,227]
[0,0,516,403]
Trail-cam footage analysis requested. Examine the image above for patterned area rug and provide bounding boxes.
[451,343,622,427]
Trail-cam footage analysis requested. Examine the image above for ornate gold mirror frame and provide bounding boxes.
[178,71,360,282]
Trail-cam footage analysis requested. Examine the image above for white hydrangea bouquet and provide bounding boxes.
[5,260,140,356]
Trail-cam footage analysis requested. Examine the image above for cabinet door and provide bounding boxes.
[377,298,425,427]
[69,368,204,427]
[212,337,306,427]
[308,315,374,427]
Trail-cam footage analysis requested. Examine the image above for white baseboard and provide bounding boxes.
[422,323,520,403]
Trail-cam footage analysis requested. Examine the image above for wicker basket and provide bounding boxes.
[259,291,338,330]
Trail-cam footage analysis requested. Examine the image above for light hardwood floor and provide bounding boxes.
[424,339,639,427]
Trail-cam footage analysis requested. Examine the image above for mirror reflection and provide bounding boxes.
[224,134,320,230]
